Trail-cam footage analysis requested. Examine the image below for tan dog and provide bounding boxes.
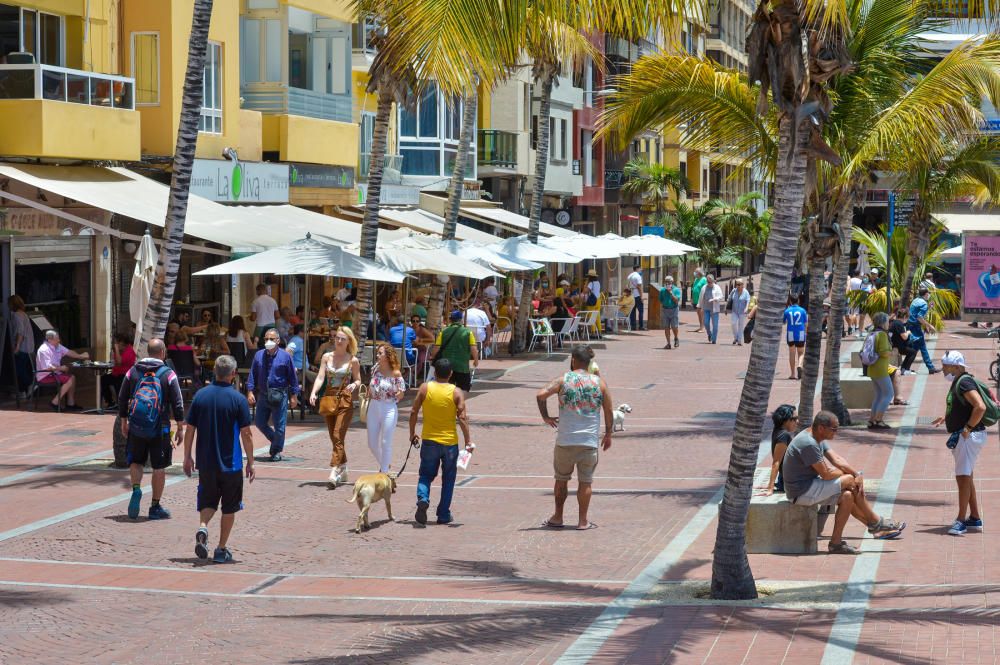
[345,472,397,533]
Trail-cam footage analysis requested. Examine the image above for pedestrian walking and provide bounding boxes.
[691,269,706,333]
[431,310,479,392]
[698,274,724,344]
[117,338,185,520]
[182,355,254,563]
[249,283,279,341]
[782,411,905,554]
[933,351,993,535]
[626,264,645,331]
[409,358,474,525]
[309,327,362,487]
[535,345,613,530]
[865,312,894,430]
[783,296,807,380]
[727,278,751,346]
[367,343,407,473]
[658,276,682,349]
[907,287,940,374]
[246,328,300,462]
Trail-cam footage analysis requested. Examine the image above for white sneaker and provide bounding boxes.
[337,466,349,485]
[948,520,967,536]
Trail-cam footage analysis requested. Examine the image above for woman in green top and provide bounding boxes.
[867,311,894,430]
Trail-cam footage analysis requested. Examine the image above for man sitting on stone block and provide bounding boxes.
[781,411,906,554]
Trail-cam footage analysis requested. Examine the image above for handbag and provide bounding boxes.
[358,384,370,424]
[266,387,286,407]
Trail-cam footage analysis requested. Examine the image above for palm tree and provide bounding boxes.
[139,0,215,353]
[898,137,1000,306]
[621,157,688,221]
[850,226,960,326]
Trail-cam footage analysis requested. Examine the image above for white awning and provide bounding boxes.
[365,207,500,244]
[459,206,576,238]
[0,164,372,254]
[933,213,1000,235]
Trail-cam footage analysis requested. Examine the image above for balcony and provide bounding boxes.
[478,130,517,168]
[0,64,140,161]
[358,153,404,181]
[262,113,359,167]
[242,84,352,124]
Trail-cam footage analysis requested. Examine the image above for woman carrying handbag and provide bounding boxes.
[366,343,407,473]
[310,327,362,488]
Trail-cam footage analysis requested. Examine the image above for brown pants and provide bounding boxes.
[326,400,354,467]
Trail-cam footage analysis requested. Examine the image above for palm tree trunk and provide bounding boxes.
[900,213,929,307]
[427,88,478,334]
[711,114,811,601]
[353,89,393,346]
[797,254,827,426]
[821,195,856,425]
[511,68,554,354]
[138,0,214,356]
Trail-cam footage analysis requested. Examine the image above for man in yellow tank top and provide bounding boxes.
[408,358,474,525]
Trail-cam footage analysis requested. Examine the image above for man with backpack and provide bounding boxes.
[933,351,997,536]
[117,338,185,520]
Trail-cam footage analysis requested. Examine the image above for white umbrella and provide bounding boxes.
[621,234,693,257]
[129,230,158,348]
[539,233,622,259]
[387,233,543,272]
[193,235,406,282]
[345,240,503,279]
[489,235,586,264]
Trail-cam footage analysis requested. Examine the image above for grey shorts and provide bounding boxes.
[660,307,679,328]
[554,445,599,483]
[791,476,844,506]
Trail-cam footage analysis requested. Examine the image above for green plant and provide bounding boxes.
[849,226,959,329]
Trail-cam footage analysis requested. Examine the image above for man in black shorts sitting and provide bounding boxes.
[118,338,185,520]
[182,355,255,563]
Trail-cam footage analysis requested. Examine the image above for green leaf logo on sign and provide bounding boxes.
[231,163,243,201]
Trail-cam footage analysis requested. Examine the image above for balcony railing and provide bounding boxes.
[0,64,135,109]
[358,153,404,178]
[478,129,517,168]
[241,84,351,124]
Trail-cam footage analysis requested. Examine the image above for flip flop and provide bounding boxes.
[541,519,564,528]
[576,522,599,531]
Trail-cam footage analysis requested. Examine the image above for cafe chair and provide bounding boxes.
[167,349,199,400]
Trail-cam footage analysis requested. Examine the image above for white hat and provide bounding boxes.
[871,268,879,274]
[941,350,967,368]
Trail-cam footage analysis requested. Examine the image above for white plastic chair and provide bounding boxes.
[527,318,556,355]
[394,346,418,388]
[550,316,581,346]
[601,303,620,333]
[576,310,601,341]
[492,316,512,356]
[358,345,375,372]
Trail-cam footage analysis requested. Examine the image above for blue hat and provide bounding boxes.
[450,310,463,321]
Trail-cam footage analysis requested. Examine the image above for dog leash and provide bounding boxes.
[396,437,421,477]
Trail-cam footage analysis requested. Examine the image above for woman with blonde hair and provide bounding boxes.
[309,326,362,487]
[366,343,407,473]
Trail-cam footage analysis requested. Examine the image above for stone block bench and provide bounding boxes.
[840,367,874,409]
[850,349,900,368]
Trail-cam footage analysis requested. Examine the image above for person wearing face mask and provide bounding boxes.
[246,329,300,462]
[933,351,991,536]
[698,274,724,344]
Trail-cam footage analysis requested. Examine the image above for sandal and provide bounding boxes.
[576,522,599,531]
[867,421,876,429]
[541,519,564,528]
[874,421,892,430]
[828,541,859,555]
[892,399,909,406]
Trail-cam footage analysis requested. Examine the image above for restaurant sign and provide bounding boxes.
[288,163,355,189]
[190,159,290,203]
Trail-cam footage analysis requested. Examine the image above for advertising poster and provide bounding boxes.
[962,232,1000,320]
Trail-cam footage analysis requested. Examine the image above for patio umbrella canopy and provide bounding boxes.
[538,234,621,259]
[388,233,543,272]
[192,235,406,282]
[129,230,158,347]
[489,235,586,264]
[344,239,504,279]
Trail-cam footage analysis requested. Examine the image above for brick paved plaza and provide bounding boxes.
[1,311,997,664]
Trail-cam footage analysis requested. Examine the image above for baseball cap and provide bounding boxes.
[450,310,463,321]
[941,350,966,368]
[870,268,879,275]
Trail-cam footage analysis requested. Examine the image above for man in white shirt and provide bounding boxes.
[464,306,492,351]
[698,274,724,344]
[336,281,352,302]
[626,264,645,331]
[249,284,278,341]
[846,273,863,335]
[482,278,500,309]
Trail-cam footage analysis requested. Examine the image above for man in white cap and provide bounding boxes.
[933,350,989,536]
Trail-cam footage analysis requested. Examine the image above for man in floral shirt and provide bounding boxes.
[535,345,614,530]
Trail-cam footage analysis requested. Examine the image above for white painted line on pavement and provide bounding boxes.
[0,427,327,543]
[820,341,935,665]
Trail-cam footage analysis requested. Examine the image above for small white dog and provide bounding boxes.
[612,404,632,432]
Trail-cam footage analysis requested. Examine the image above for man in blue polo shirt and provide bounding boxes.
[388,316,417,365]
[183,355,254,564]
[907,288,940,374]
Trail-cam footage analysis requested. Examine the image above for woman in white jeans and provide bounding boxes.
[367,343,407,473]
[727,279,751,346]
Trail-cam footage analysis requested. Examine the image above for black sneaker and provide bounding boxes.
[212,547,233,564]
[415,500,429,525]
[195,528,209,559]
[928,367,941,375]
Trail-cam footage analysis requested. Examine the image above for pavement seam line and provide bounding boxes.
[0,427,326,543]
[819,341,936,665]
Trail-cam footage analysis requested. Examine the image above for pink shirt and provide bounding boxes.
[36,342,70,379]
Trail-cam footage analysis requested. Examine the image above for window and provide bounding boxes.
[360,111,375,156]
[560,118,567,160]
[131,33,159,105]
[16,7,63,65]
[241,18,282,84]
[583,57,594,107]
[200,42,223,134]
[582,130,594,186]
[549,117,556,159]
